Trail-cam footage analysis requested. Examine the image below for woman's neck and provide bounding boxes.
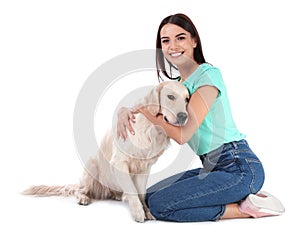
[178,61,199,82]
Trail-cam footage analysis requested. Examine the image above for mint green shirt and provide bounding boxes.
[182,63,246,155]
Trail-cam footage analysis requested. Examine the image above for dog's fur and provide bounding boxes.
[23,81,189,222]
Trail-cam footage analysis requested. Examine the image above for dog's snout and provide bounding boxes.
[177,112,188,125]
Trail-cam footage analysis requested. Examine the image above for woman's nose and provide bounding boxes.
[169,40,178,50]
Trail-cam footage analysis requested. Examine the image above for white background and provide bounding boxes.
[0,0,299,240]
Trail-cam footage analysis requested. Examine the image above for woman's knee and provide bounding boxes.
[146,192,170,220]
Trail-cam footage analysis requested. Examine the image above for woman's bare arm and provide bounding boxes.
[139,85,218,144]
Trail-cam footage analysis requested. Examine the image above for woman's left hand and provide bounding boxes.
[117,107,136,140]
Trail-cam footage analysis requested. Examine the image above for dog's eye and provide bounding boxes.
[168,95,175,101]
[185,97,190,103]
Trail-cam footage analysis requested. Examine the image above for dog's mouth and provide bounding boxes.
[163,114,188,127]
[164,115,169,123]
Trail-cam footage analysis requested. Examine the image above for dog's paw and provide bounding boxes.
[77,196,91,206]
[133,209,146,223]
[128,197,146,222]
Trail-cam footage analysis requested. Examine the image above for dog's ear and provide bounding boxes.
[143,84,163,116]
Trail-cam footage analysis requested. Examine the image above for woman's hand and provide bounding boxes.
[117,107,136,140]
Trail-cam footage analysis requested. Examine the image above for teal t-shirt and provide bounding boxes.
[182,63,246,155]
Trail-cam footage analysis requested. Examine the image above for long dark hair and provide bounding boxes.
[156,13,206,82]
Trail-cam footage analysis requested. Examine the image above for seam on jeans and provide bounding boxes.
[245,158,258,193]
[214,204,226,221]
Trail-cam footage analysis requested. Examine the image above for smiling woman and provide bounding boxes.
[156,14,206,82]
[117,13,285,222]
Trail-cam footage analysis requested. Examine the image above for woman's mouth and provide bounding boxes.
[170,52,184,57]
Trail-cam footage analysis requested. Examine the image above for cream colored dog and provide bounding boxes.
[23,81,189,222]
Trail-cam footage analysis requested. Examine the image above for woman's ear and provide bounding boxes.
[192,38,197,48]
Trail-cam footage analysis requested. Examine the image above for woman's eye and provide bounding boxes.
[177,36,185,41]
[168,95,175,101]
[162,39,169,44]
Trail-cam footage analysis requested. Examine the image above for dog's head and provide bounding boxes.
[144,81,190,126]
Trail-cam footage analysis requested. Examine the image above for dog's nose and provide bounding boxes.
[177,112,188,125]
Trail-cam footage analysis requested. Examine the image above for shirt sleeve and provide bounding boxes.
[183,66,225,97]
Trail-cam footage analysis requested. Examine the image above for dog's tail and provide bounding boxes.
[22,184,79,197]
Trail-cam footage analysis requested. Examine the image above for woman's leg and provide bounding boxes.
[146,140,267,222]
[146,166,251,222]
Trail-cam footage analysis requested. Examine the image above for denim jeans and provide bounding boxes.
[146,139,265,222]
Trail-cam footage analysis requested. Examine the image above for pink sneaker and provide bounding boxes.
[239,191,285,218]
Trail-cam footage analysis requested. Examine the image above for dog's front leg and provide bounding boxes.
[134,172,156,220]
[112,160,146,222]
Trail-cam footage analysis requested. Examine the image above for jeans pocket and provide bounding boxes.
[245,158,265,193]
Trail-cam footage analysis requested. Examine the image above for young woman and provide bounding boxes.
[117,13,285,222]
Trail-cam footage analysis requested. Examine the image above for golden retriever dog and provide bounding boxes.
[23,81,190,222]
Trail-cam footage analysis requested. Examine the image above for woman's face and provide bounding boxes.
[160,23,197,67]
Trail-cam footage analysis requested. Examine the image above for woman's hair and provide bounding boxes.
[156,13,206,82]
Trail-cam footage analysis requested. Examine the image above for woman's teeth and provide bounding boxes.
[170,52,183,57]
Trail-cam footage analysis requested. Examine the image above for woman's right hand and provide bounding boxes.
[117,107,136,140]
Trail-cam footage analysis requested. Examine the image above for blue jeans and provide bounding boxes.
[146,139,265,222]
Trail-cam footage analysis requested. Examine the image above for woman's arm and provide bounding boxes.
[139,85,218,145]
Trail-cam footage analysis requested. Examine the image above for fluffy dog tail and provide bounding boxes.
[22,184,79,197]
